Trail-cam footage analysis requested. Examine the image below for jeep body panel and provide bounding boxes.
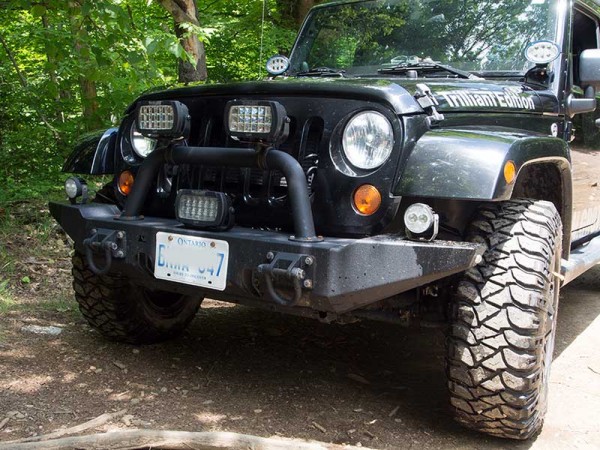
[63,128,118,175]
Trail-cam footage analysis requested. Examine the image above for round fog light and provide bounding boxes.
[65,177,87,198]
[64,177,88,204]
[404,203,436,234]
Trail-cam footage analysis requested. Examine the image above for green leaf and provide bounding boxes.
[144,37,158,55]
[30,5,47,17]
[21,276,31,284]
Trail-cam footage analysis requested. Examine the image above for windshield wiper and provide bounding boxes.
[379,63,481,80]
[296,67,347,78]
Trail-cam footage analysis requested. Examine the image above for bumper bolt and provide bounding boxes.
[116,231,125,239]
[304,256,314,266]
[303,279,313,289]
[266,252,275,261]
[116,250,124,258]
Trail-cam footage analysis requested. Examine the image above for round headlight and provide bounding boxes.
[342,111,394,170]
[131,123,157,158]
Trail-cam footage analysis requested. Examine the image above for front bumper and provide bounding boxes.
[50,201,483,314]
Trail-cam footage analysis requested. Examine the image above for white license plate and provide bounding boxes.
[154,232,229,291]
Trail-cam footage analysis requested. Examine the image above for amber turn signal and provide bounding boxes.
[504,160,517,184]
[353,184,382,216]
[118,171,135,196]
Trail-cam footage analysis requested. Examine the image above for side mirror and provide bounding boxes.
[567,49,600,116]
[580,49,600,93]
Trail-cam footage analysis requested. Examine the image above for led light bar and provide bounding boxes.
[225,100,289,143]
[135,100,190,139]
[175,190,234,230]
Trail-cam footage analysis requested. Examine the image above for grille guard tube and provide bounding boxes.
[120,146,320,241]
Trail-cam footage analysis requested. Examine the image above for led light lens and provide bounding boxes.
[175,190,234,230]
[404,203,435,234]
[65,178,80,199]
[343,111,394,170]
[138,104,175,131]
[131,124,157,158]
[228,105,273,134]
[178,193,220,223]
[266,55,290,76]
[524,40,560,65]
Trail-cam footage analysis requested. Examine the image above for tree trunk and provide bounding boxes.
[158,0,207,83]
[68,0,102,131]
[295,0,315,26]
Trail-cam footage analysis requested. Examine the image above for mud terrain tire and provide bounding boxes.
[447,199,562,439]
[72,252,202,344]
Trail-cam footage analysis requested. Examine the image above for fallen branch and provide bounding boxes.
[0,430,371,450]
[2,410,127,444]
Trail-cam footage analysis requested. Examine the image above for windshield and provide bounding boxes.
[289,0,560,77]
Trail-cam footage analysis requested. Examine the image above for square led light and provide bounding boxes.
[175,190,234,230]
[135,100,190,139]
[225,100,288,143]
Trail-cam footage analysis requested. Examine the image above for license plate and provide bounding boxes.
[154,232,229,291]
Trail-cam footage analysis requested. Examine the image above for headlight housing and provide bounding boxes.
[342,111,394,170]
[130,123,157,158]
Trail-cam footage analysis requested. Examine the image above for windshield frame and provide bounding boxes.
[287,0,568,82]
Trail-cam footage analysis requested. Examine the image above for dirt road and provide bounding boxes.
[1,267,599,448]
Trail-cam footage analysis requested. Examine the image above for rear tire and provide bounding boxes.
[72,252,202,344]
[447,199,562,439]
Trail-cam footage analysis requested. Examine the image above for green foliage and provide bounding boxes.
[0,0,301,203]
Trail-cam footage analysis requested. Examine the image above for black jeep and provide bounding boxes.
[50,0,600,440]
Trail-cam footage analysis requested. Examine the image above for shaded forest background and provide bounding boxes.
[0,0,324,203]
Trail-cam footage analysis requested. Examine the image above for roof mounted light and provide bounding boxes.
[266,55,290,76]
[135,100,190,140]
[225,100,289,144]
[524,40,560,65]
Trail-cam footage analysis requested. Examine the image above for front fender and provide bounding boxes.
[395,127,570,200]
[62,128,118,175]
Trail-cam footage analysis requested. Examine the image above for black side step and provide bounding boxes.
[562,234,600,285]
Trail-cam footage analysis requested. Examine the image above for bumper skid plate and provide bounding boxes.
[50,202,484,314]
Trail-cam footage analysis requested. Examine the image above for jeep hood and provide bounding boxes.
[136,78,553,116]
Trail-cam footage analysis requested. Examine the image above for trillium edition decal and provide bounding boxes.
[436,89,536,110]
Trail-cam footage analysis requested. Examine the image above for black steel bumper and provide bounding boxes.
[50,201,484,314]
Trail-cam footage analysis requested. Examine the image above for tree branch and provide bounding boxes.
[0,31,61,141]
[0,430,372,450]
[156,0,199,25]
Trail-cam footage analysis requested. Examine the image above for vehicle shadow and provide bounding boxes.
[1,267,598,448]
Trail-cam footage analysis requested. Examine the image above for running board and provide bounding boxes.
[562,234,600,285]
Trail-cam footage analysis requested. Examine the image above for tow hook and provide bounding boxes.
[83,229,127,276]
[257,253,315,306]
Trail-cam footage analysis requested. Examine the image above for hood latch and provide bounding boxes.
[414,83,444,126]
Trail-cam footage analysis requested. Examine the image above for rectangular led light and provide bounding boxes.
[225,100,288,143]
[175,190,234,230]
[135,100,190,139]
[139,105,175,130]
[229,105,273,134]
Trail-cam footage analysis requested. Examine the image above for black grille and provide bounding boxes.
[175,112,323,211]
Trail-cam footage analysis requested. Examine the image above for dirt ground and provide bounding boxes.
[1,263,599,449]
